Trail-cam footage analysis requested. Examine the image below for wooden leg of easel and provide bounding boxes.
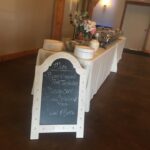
[30,130,39,140]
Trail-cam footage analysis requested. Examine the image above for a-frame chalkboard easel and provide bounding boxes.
[30,52,86,139]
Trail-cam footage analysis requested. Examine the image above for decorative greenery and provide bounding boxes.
[69,11,96,40]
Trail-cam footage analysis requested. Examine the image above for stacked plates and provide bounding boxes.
[74,45,95,60]
[43,39,64,51]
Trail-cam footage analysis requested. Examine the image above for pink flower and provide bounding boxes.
[90,27,96,35]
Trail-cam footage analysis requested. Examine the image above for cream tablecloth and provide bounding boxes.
[32,37,126,112]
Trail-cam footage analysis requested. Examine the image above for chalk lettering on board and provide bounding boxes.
[59,109,75,118]
[57,102,69,107]
[40,58,79,125]
[48,111,58,116]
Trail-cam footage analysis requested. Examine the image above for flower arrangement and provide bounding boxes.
[70,11,96,40]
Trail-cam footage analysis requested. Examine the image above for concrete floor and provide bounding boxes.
[0,52,150,150]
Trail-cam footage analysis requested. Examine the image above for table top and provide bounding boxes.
[38,37,126,66]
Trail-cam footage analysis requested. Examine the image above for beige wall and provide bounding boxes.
[62,0,80,40]
[146,32,150,51]
[61,0,74,39]
[0,0,54,55]
[92,0,126,28]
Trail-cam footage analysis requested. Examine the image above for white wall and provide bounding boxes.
[92,0,125,28]
[0,0,54,55]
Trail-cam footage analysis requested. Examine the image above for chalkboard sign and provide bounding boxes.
[40,59,79,125]
[30,52,86,139]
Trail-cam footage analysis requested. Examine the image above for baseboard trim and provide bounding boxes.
[123,48,150,57]
[0,49,38,63]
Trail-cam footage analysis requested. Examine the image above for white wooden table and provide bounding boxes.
[33,37,126,112]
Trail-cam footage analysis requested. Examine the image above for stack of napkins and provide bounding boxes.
[43,39,64,51]
[74,45,95,60]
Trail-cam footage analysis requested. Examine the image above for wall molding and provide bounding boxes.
[0,49,38,63]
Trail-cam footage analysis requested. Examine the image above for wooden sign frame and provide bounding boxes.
[30,52,86,139]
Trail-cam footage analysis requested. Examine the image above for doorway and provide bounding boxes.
[121,3,150,52]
